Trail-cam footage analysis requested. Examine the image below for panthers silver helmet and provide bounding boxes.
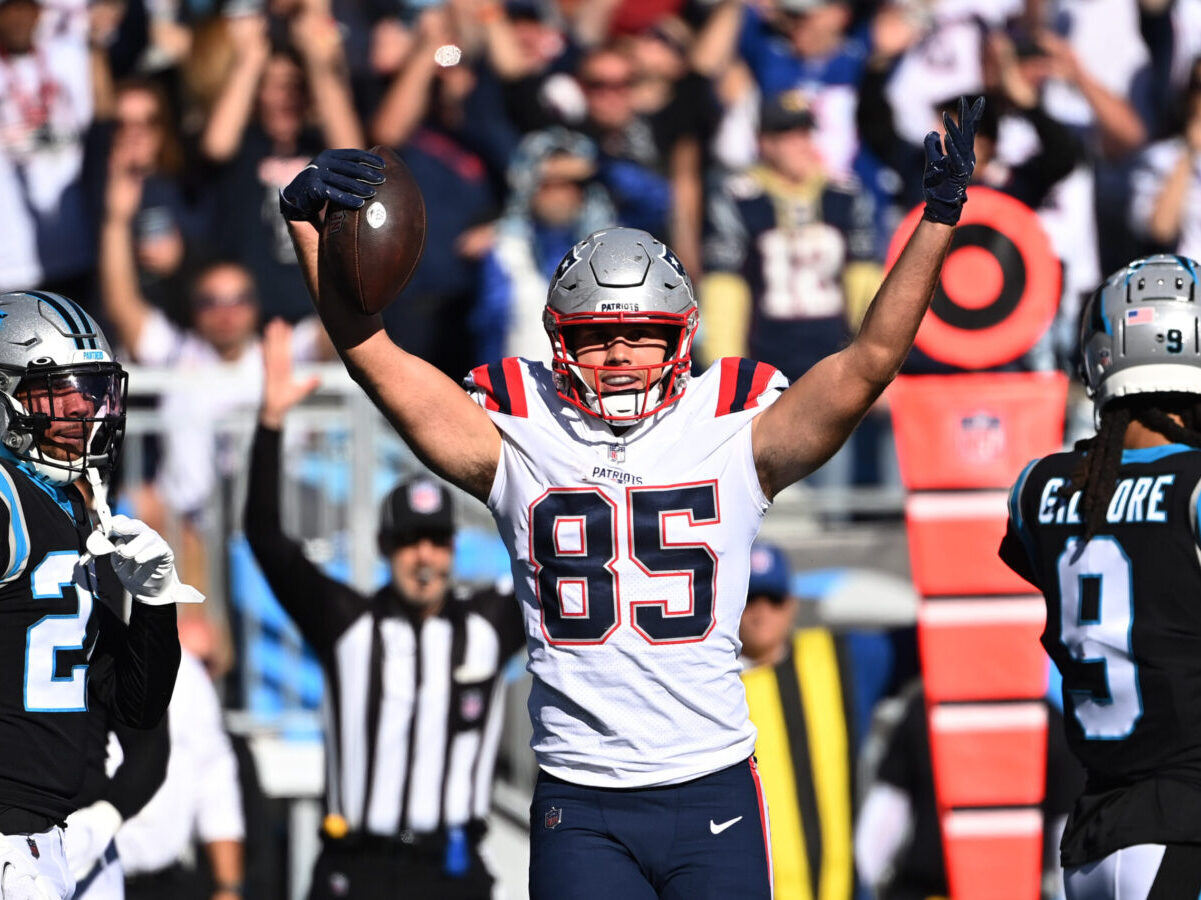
[544,228,698,422]
[1080,255,1201,412]
[0,291,127,484]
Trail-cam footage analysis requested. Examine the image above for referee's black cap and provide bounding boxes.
[377,476,455,554]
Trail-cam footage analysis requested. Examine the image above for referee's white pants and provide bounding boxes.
[0,828,72,900]
[1065,845,1166,900]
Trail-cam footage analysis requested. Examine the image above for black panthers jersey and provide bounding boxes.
[0,456,177,821]
[1000,443,1201,864]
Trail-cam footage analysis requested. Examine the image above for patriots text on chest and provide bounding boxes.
[1038,475,1176,525]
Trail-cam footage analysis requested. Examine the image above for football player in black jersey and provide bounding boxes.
[1001,255,1201,899]
[0,291,195,899]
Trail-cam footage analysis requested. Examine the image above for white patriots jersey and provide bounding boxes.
[466,356,788,787]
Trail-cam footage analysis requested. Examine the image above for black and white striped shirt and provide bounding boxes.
[245,425,524,837]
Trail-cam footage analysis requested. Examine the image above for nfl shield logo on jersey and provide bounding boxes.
[956,411,1005,464]
[608,444,625,464]
[544,807,563,829]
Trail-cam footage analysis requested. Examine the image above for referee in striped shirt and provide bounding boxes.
[244,321,524,900]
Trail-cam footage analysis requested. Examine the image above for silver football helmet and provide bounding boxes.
[0,291,127,484]
[1080,255,1201,412]
[544,227,698,422]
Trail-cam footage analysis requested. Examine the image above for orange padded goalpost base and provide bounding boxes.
[890,373,1068,900]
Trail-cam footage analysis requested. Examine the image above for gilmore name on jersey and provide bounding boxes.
[467,356,786,787]
[1001,444,1201,862]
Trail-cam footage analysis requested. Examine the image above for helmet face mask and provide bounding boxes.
[1080,255,1201,415]
[0,292,128,484]
[544,228,698,424]
[9,364,128,481]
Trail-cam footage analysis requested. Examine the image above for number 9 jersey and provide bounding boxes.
[467,356,787,788]
[1000,443,1201,865]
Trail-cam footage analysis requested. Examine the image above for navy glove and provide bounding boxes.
[921,96,984,226]
[279,148,386,224]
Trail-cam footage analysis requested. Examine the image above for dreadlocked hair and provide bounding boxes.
[1064,393,1201,541]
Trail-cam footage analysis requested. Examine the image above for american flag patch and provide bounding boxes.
[1127,307,1156,325]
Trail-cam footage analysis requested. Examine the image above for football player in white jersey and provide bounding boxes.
[280,98,983,898]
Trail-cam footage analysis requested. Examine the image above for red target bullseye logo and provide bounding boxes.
[886,186,1061,370]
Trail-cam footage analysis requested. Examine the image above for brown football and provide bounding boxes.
[320,145,427,316]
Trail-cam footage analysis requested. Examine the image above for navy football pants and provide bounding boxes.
[529,757,773,900]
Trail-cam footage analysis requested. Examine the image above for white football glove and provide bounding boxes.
[0,841,57,900]
[61,800,121,882]
[93,515,204,606]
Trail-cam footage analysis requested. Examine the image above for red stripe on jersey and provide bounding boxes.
[715,357,743,417]
[749,757,774,895]
[470,364,501,412]
[745,362,779,411]
[501,357,528,418]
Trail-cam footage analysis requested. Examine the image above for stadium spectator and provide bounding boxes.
[245,319,524,900]
[739,542,900,900]
[693,0,867,182]
[114,648,245,900]
[576,44,674,239]
[475,0,585,134]
[281,92,982,896]
[1129,56,1201,260]
[474,127,616,362]
[702,88,879,380]
[369,4,510,377]
[90,77,202,327]
[0,0,98,300]
[100,162,329,514]
[854,681,1084,900]
[857,30,1084,224]
[202,6,363,323]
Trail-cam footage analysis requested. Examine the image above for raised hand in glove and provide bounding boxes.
[921,96,985,226]
[279,148,385,224]
[62,801,122,882]
[0,841,58,900]
[92,515,204,606]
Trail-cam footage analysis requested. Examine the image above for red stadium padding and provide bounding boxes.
[919,598,1048,702]
[885,187,1061,370]
[929,702,1048,807]
[943,809,1044,900]
[889,372,1069,491]
[906,492,1036,596]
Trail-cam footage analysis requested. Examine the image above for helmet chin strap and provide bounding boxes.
[570,363,665,422]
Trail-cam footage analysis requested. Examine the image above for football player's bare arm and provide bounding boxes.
[752,96,984,499]
[751,219,952,497]
[288,220,502,502]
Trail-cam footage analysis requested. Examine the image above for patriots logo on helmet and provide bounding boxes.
[658,245,688,282]
[553,243,583,283]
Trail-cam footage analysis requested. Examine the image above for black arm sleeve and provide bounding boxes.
[998,522,1040,589]
[244,424,369,654]
[105,715,169,820]
[89,600,181,729]
[1004,107,1085,210]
